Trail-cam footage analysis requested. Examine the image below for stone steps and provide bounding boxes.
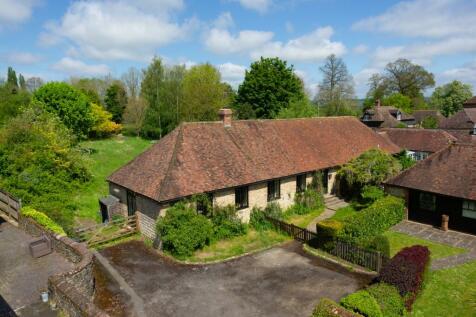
[324,195,348,211]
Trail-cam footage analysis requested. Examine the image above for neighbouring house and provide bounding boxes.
[412,110,444,127]
[378,128,456,161]
[361,100,415,128]
[107,109,400,238]
[384,142,476,235]
[439,96,476,142]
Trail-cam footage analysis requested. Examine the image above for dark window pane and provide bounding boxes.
[235,186,248,209]
[267,179,280,201]
[296,174,306,193]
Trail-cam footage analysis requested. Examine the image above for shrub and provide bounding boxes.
[360,185,385,205]
[377,245,431,310]
[89,103,122,138]
[312,298,361,317]
[366,283,405,317]
[156,202,213,257]
[210,205,247,241]
[338,196,405,244]
[364,234,391,257]
[340,290,383,317]
[264,202,283,219]
[22,206,66,235]
[249,203,283,231]
[315,219,343,240]
[293,188,324,215]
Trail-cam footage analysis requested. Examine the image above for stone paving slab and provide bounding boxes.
[392,221,476,270]
[0,220,73,314]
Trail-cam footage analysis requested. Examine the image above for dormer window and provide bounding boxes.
[397,111,402,121]
[472,123,476,135]
[363,113,371,121]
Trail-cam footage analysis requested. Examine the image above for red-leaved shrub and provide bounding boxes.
[377,245,430,310]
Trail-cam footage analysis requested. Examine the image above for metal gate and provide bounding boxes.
[0,188,21,221]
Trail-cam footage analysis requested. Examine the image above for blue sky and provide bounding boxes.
[1,0,475,97]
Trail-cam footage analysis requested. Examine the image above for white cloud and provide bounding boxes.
[285,21,294,34]
[353,44,368,54]
[52,57,110,76]
[440,60,476,88]
[5,51,41,64]
[353,0,476,38]
[214,12,234,29]
[218,62,246,87]
[41,0,196,61]
[251,27,346,62]
[353,67,380,98]
[0,0,39,27]
[234,0,272,13]
[205,28,274,54]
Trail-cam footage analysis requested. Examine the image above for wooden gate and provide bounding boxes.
[0,188,21,221]
[75,215,138,248]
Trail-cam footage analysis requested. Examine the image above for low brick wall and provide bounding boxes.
[18,215,108,317]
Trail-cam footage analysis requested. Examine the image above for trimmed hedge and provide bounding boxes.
[377,245,430,310]
[338,196,405,244]
[22,206,66,235]
[340,290,383,317]
[315,219,343,240]
[366,283,405,317]
[312,298,362,317]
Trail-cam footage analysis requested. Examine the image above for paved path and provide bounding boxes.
[307,196,348,232]
[392,221,476,270]
[0,219,73,316]
[307,208,336,232]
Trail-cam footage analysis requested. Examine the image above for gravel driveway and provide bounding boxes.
[100,240,370,317]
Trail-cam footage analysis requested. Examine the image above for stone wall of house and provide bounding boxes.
[137,210,157,239]
[18,215,108,317]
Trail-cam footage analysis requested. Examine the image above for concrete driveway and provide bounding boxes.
[100,241,370,317]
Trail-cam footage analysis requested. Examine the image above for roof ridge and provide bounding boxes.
[157,124,184,201]
[180,116,358,125]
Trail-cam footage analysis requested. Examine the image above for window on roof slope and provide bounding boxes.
[235,186,249,210]
[267,179,281,201]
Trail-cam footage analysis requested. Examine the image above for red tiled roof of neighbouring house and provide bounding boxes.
[385,143,476,201]
[412,110,443,125]
[464,96,476,108]
[378,128,456,153]
[361,106,414,128]
[108,116,400,203]
[439,108,476,130]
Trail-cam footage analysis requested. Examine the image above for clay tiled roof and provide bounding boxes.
[439,109,476,130]
[108,117,400,202]
[412,110,443,125]
[361,106,414,128]
[464,96,476,108]
[385,143,476,201]
[379,128,456,153]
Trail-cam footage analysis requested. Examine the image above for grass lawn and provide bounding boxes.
[186,229,291,263]
[284,208,324,228]
[329,205,358,221]
[73,135,153,222]
[384,231,466,260]
[411,260,476,317]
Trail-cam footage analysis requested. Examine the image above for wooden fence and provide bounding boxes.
[0,188,21,221]
[265,216,388,272]
[75,215,137,248]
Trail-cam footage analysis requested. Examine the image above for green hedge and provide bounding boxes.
[315,219,343,240]
[22,206,66,235]
[340,290,383,317]
[366,283,405,317]
[312,298,361,317]
[338,196,405,244]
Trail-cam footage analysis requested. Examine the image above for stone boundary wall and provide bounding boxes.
[18,215,108,317]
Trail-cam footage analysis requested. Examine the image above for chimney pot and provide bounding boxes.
[218,108,233,127]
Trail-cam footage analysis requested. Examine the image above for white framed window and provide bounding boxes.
[463,200,476,219]
[267,179,281,201]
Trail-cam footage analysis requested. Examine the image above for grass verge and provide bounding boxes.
[185,229,291,263]
[384,231,466,260]
[411,260,476,316]
[283,207,324,228]
[329,205,358,222]
[73,136,152,221]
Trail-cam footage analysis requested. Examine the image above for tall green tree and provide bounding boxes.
[276,97,317,119]
[429,80,473,117]
[234,57,304,119]
[0,85,31,126]
[33,82,94,139]
[382,93,412,113]
[141,58,166,138]
[18,74,26,90]
[316,54,356,116]
[105,82,128,123]
[181,63,229,122]
[7,67,18,88]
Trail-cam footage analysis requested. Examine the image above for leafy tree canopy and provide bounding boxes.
[0,84,31,126]
[421,115,439,129]
[382,93,412,113]
[429,80,473,117]
[33,82,94,139]
[276,97,317,119]
[235,57,304,119]
[105,81,128,123]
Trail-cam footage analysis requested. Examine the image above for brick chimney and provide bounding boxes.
[375,99,381,108]
[218,108,232,128]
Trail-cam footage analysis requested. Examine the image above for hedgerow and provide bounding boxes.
[340,290,383,317]
[366,283,405,317]
[312,298,361,317]
[22,206,66,235]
